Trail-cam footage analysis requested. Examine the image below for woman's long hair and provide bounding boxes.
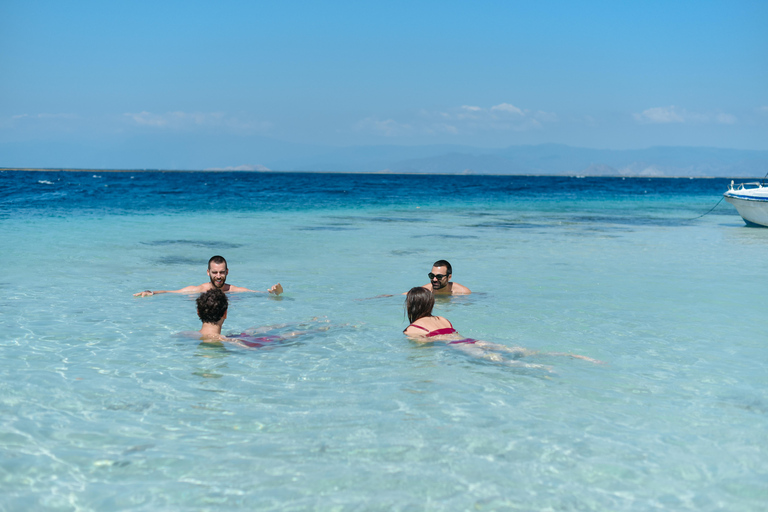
[406,287,434,323]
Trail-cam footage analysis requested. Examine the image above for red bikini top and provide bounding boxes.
[405,320,456,337]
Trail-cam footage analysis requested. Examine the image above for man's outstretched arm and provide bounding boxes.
[226,283,284,295]
[133,284,203,297]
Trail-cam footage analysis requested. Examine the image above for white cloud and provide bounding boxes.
[715,113,737,124]
[531,110,558,123]
[122,111,270,132]
[425,123,459,135]
[633,106,736,124]
[442,103,555,128]
[1,112,80,130]
[490,103,524,115]
[356,103,557,138]
[12,113,77,120]
[454,103,557,130]
[124,111,169,126]
[355,117,413,136]
[124,111,225,128]
[634,106,686,124]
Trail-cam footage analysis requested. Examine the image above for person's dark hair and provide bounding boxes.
[406,287,435,323]
[196,288,228,324]
[432,259,452,275]
[208,255,227,270]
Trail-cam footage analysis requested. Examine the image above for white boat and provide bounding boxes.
[724,180,768,227]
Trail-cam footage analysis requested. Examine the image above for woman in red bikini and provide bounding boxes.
[403,286,461,339]
[403,287,603,366]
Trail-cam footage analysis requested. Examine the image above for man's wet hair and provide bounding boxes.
[432,260,452,275]
[196,288,228,324]
[208,255,227,270]
[406,286,435,324]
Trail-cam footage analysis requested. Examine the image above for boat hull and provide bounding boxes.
[724,193,768,227]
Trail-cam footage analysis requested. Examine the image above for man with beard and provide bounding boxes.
[134,255,283,297]
[360,259,471,300]
[418,260,471,295]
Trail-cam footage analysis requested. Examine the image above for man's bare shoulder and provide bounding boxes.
[166,283,209,294]
[185,283,211,293]
[200,334,228,343]
[451,282,471,294]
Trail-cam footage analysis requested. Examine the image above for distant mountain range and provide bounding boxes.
[5,140,768,177]
[263,144,768,177]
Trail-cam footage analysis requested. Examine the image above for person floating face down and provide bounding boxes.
[420,260,471,295]
[134,255,283,297]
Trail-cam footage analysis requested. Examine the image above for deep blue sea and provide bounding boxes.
[2,170,766,511]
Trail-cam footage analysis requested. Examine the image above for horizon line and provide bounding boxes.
[1,167,755,180]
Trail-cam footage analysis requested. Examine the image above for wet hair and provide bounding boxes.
[406,286,435,323]
[208,255,227,270]
[432,260,452,275]
[196,288,228,324]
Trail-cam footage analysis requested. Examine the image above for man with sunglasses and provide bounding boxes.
[420,260,471,295]
[134,255,283,297]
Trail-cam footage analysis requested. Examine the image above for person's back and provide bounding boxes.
[404,317,457,337]
[196,288,229,341]
[403,287,458,338]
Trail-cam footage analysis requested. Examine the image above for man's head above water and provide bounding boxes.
[207,255,229,289]
[429,259,453,292]
[422,259,471,295]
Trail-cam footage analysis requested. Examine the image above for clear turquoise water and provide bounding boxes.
[1,172,766,510]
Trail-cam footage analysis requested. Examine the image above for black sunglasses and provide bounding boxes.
[428,273,447,280]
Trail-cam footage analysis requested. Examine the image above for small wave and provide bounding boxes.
[38,180,54,185]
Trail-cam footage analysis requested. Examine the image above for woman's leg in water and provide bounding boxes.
[473,340,604,364]
[450,342,552,370]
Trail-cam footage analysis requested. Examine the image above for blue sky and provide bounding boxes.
[1,0,767,169]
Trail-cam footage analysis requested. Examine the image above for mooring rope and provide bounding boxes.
[690,195,726,220]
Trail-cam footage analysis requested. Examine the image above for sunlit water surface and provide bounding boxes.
[1,171,766,511]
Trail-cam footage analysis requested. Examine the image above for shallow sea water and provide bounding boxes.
[1,171,767,511]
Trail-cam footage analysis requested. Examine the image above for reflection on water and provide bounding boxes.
[723,224,768,245]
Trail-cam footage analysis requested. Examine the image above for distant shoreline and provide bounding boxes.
[0,167,751,179]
